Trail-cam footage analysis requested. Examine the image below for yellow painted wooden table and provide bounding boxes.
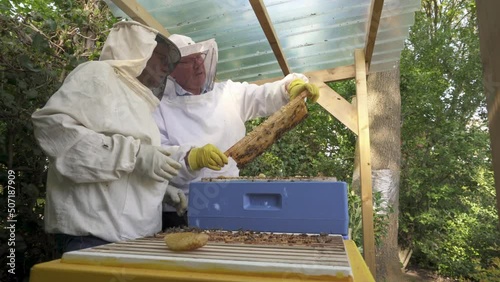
[30,240,374,282]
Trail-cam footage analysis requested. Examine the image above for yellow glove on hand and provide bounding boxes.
[288,78,320,103]
[187,144,229,171]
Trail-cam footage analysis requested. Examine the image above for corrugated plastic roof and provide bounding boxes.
[105,0,420,82]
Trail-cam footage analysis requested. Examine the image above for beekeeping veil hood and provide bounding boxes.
[167,34,218,93]
[99,21,181,101]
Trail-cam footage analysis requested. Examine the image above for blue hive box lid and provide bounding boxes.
[188,178,349,236]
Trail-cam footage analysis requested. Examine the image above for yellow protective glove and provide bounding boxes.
[187,144,228,171]
[287,78,320,103]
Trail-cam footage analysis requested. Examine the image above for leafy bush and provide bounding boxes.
[471,257,500,282]
[0,1,117,281]
[348,188,393,254]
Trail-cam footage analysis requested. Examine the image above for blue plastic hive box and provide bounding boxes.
[187,180,349,236]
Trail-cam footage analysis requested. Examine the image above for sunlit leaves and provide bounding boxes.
[0,1,118,281]
[399,0,498,278]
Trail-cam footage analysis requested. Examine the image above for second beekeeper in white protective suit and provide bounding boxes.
[31,21,186,254]
[153,34,320,229]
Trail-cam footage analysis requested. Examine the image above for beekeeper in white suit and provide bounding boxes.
[154,34,320,229]
[31,21,185,254]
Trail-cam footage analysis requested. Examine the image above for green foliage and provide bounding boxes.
[471,257,500,282]
[348,187,393,254]
[399,0,499,279]
[0,1,117,281]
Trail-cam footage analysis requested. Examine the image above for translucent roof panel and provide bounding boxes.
[105,0,420,82]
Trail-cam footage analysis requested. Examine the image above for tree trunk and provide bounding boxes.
[352,67,403,281]
[369,68,402,282]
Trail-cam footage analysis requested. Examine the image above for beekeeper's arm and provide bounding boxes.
[154,107,228,174]
[153,107,226,216]
[160,143,227,214]
[32,64,180,184]
[33,113,180,183]
[230,73,318,121]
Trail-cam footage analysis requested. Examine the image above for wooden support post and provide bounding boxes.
[354,49,376,276]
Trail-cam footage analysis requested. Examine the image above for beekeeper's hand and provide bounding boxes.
[287,78,320,103]
[135,144,181,182]
[163,185,188,216]
[187,144,228,171]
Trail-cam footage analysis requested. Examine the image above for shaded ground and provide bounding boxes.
[403,266,455,282]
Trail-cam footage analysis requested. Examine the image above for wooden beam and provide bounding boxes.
[306,65,357,83]
[251,65,356,85]
[476,0,500,224]
[354,48,376,276]
[311,81,358,134]
[110,0,171,38]
[364,0,385,71]
[250,76,284,85]
[249,0,291,76]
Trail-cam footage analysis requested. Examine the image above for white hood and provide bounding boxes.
[100,21,181,105]
[100,21,180,78]
[167,34,218,93]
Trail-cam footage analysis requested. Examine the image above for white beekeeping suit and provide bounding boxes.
[32,21,181,242]
[153,34,308,212]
